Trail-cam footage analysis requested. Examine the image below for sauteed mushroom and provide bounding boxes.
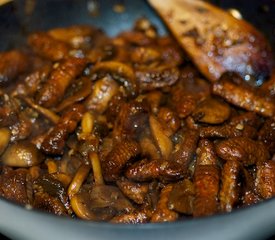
[2,141,43,167]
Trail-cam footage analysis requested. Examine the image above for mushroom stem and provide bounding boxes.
[67,164,90,199]
[22,97,60,124]
[0,128,10,155]
[46,159,58,174]
[89,152,104,185]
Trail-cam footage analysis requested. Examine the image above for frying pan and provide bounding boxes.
[0,0,274,239]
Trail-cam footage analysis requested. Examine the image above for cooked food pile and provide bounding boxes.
[0,15,274,223]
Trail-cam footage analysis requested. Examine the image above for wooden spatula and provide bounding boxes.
[148,0,273,84]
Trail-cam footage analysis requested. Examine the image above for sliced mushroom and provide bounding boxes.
[1,141,43,167]
[48,25,99,49]
[55,77,92,112]
[149,115,173,160]
[71,185,134,221]
[192,97,231,124]
[90,61,138,97]
[85,76,119,114]
[136,66,179,92]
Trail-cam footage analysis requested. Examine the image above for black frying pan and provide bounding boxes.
[0,0,274,239]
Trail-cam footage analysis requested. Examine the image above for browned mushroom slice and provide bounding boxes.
[55,77,92,112]
[90,61,138,97]
[28,32,70,61]
[151,184,179,222]
[0,50,29,86]
[139,135,161,160]
[48,25,100,49]
[215,137,269,166]
[71,185,134,221]
[116,177,149,204]
[10,111,33,142]
[130,47,161,65]
[84,76,119,114]
[101,139,140,182]
[212,77,275,117]
[86,41,117,63]
[219,161,241,212]
[256,161,275,199]
[2,141,43,167]
[193,165,220,217]
[0,169,29,205]
[148,0,273,83]
[135,66,179,92]
[168,179,195,215]
[149,115,173,160]
[36,57,88,108]
[192,97,231,124]
[41,104,85,155]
